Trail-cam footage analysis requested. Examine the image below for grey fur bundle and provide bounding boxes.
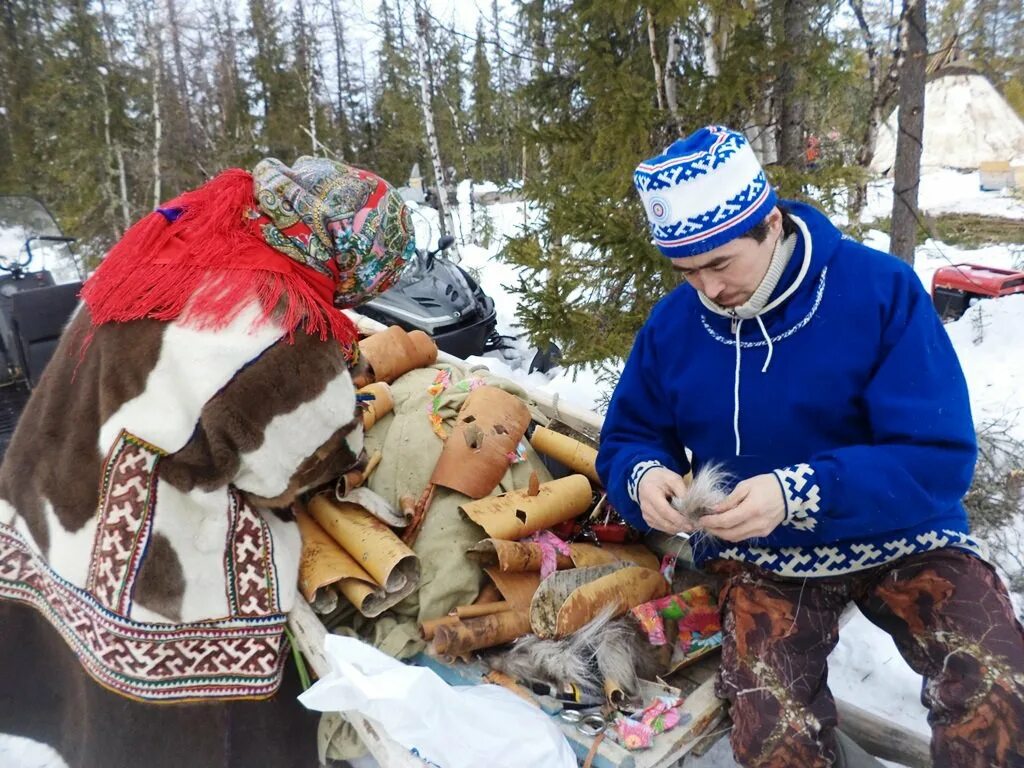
[485,606,659,702]
[670,463,731,523]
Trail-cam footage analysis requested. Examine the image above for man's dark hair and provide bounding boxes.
[741,204,796,243]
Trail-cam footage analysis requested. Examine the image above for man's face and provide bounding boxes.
[669,209,782,308]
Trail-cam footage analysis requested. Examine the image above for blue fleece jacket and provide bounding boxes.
[597,201,982,578]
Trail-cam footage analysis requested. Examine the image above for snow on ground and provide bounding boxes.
[862,167,1024,222]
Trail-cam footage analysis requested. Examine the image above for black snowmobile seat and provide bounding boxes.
[12,282,82,388]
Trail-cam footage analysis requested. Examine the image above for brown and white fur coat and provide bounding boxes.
[0,299,364,765]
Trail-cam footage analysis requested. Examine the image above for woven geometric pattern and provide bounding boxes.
[717,529,984,578]
[773,463,821,533]
[225,488,278,618]
[86,431,162,615]
[1,523,287,702]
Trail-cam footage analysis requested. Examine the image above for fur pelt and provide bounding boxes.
[485,606,659,701]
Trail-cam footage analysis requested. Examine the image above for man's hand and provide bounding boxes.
[700,473,785,542]
[637,467,693,534]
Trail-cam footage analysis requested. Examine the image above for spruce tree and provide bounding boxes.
[369,0,424,185]
[469,20,500,180]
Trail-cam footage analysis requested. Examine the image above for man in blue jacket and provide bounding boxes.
[597,125,1024,767]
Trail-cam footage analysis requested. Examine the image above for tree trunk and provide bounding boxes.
[413,0,457,245]
[889,0,926,265]
[329,0,352,157]
[849,0,898,223]
[664,24,681,130]
[151,32,163,208]
[439,89,474,241]
[300,6,317,155]
[165,0,201,168]
[645,8,666,111]
[776,0,809,168]
[115,143,130,230]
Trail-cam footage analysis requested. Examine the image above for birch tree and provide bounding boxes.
[412,0,456,244]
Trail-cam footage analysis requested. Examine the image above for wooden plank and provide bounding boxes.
[634,676,725,768]
[836,697,931,768]
[555,674,726,768]
[687,712,728,758]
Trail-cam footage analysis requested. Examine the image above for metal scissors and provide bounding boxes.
[558,708,607,736]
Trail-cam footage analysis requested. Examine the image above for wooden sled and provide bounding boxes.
[286,312,931,768]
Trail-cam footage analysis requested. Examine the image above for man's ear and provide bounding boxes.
[768,207,784,237]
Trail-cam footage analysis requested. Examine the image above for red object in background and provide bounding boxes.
[931,263,1024,320]
[550,520,577,538]
[591,523,631,543]
[805,135,822,165]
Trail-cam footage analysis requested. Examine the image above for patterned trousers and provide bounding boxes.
[711,548,1024,768]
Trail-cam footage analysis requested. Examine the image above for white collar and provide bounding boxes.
[698,213,813,320]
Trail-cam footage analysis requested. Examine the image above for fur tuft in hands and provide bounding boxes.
[670,463,731,523]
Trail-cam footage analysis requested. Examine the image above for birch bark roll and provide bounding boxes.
[358,382,394,431]
[460,474,593,540]
[466,538,573,572]
[295,507,388,617]
[484,568,541,611]
[358,325,438,384]
[466,539,659,572]
[529,564,669,638]
[307,494,420,602]
[431,610,532,656]
[529,426,601,486]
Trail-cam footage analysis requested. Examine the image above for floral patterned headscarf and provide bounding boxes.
[251,157,416,309]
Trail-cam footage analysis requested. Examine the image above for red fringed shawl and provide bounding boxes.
[80,169,359,349]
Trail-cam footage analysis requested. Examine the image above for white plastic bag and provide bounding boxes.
[299,635,577,768]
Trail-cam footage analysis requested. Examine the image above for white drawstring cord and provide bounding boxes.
[733,318,743,456]
[733,316,775,457]
[756,315,774,373]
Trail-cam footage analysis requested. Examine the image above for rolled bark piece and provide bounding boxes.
[431,610,532,656]
[569,543,660,571]
[529,426,601,486]
[467,539,658,573]
[529,564,669,638]
[485,568,541,611]
[420,614,462,641]
[295,508,391,617]
[604,678,627,708]
[431,386,532,499]
[358,382,394,431]
[357,325,438,384]
[308,494,420,602]
[467,538,573,572]
[460,474,593,540]
[455,601,510,619]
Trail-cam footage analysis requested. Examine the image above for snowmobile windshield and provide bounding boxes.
[0,196,80,283]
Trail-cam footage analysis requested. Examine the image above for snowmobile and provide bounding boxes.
[358,233,506,360]
[360,203,562,372]
[0,196,83,456]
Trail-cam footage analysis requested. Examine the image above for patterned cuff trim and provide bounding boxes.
[773,463,821,532]
[628,460,665,504]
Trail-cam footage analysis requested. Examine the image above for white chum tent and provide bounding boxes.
[872,69,1024,173]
